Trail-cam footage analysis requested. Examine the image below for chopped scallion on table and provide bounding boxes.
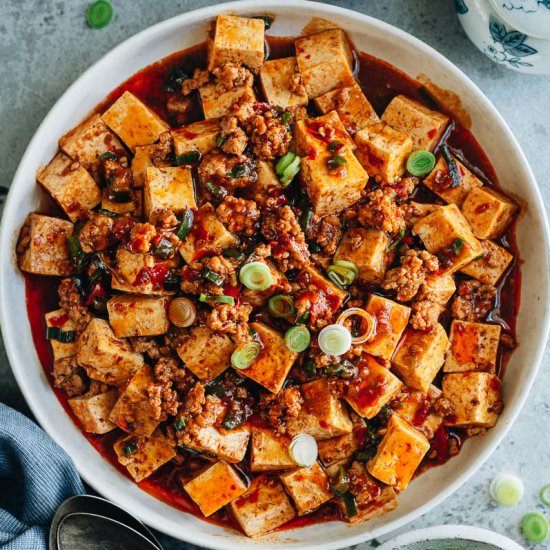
[522,512,549,543]
[540,484,550,506]
[86,0,113,29]
[489,473,524,507]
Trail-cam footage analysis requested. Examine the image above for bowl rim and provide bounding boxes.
[1,1,549,549]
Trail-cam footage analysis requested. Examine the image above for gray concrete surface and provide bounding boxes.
[0,1,549,548]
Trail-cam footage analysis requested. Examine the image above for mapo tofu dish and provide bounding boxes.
[18,14,520,537]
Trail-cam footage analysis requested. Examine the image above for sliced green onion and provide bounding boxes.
[327,155,347,170]
[227,163,254,179]
[268,295,295,319]
[451,237,465,256]
[301,358,317,379]
[152,239,174,260]
[222,247,246,261]
[285,326,310,352]
[328,140,343,153]
[122,440,138,456]
[489,474,524,507]
[386,228,406,252]
[299,208,314,238]
[281,111,292,126]
[541,485,550,506]
[406,150,436,177]
[318,324,352,356]
[86,0,113,29]
[239,262,272,291]
[276,152,296,176]
[202,268,224,286]
[341,492,357,518]
[289,433,318,467]
[205,181,227,201]
[330,465,350,496]
[440,145,462,188]
[215,134,226,148]
[108,189,132,203]
[98,151,119,161]
[174,417,186,431]
[67,235,89,273]
[326,260,358,288]
[295,311,310,325]
[199,293,235,305]
[222,410,246,430]
[175,151,201,165]
[280,156,301,187]
[231,341,261,370]
[176,209,194,240]
[522,512,549,543]
[46,327,77,343]
[96,208,118,217]
[324,360,357,379]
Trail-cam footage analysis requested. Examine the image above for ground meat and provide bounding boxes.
[289,72,305,95]
[216,196,259,236]
[433,396,455,417]
[212,62,253,90]
[207,302,253,341]
[347,461,382,507]
[246,109,291,160]
[130,336,163,360]
[78,212,115,253]
[451,280,497,321]
[58,278,91,332]
[358,188,406,234]
[404,201,437,228]
[166,94,192,116]
[382,249,440,302]
[53,355,88,397]
[103,156,133,193]
[151,131,173,165]
[258,387,303,434]
[410,299,441,331]
[309,215,342,256]
[181,68,210,96]
[180,261,222,296]
[128,223,156,254]
[295,288,335,330]
[16,218,31,256]
[261,200,310,272]
[500,333,516,349]
[203,254,239,285]
[197,151,257,192]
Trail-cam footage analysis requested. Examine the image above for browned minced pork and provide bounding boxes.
[166,95,193,117]
[246,109,292,160]
[382,249,440,302]
[77,212,115,254]
[410,299,441,331]
[309,215,342,256]
[258,387,303,434]
[150,131,174,166]
[216,196,260,236]
[452,279,497,321]
[127,223,157,254]
[130,336,164,360]
[181,68,210,96]
[16,217,31,256]
[347,461,382,507]
[433,396,455,417]
[102,156,134,193]
[212,62,253,90]
[294,287,335,330]
[358,188,407,234]
[289,72,305,95]
[197,151,257,191]
[181,255,239,295]
[52,355,88,397]
[58,278,91,332]
[207,302,253,342]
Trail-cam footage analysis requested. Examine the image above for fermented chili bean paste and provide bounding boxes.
[19,15,520,537]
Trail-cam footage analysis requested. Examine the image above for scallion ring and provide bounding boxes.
[318,324,352,356]
[239,262,273,291]
[489,474,524,507]
[406,150,436,177]
[268,294,295,319]
[275,152,301,187]
[337,308,376,344]
[541,484,550,506]
[199,294,235,305]
[86,0,113,29]
[168,298,196,328]
[289,433,318,467]
[176,209,194,240]
[202,268,224,286]
[275,151,296,176]
[522,512,549,543]
[285,326,310,352]
[231,341,261,370]
[326,260,358,288]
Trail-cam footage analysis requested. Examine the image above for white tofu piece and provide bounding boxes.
[183,461,248,517]
[76,318,144,386]
[177,326,234,381]
[444,320,501,374]
[460,239,514,286]
[239,322,298,393]
[334,228,390,283]
[107,295,169,338]
[101,91,169,151]
[250,427,296,472]
[260,57,308,109]
[131,145,158,188]
[295,28,355,98]
[280,462,332,515]
[246,160,282,197]
[101,188,142,216]
[144,166,196,219]
[381,95,449,152]
[36,153,101,221]
[207,15,265,72]
[317,430,360,470]
[416,273,457,308]
[45,309,78,360]
[367,414,430,490]
[187,425,251,464]
[461,187,517,239]
[392,323,449,392]
[230,476,295,537]
[68,390,118,434]
[412,204,484,275]
[443,372,502,428]
[199,81,256,120]
[171,118,221,156]
[361,295,411,361]
[114,429,176,482]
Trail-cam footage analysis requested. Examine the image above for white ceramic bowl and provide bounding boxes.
[1,1,549,548]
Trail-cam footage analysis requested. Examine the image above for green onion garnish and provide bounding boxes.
[174,417,186,431]
[341,492,357,518]
[222,410,246,430]
[222,247,245,261]
[67,236,88,273]
[253,15,273,29]
[330,465,351,496]
[98,151,119,161]
[301,358,317,379]
[440,145,462,188]
[328,140,343,153]
[176,209,194,240]
[284,326,310,352]
[122,440,138,456]
[489,474,524,507]
[327,155,347,170]
[227,163,254,179]
[239,262,273,291]
[175,151,201,165]
[276,152,295,175]
[268,295,295,319]
[541,485,550,506]
[108,189,132,203]
[299,208,314,238]
[231,341,261,370]
[451,238,465,256]
[275,152,301,187]
[386,228,406,253]
[46,327,77,343]
[281,112,292,126]
[522,512,549,543]
[199,294,235,305]
[318,324,352,356]
[202,268,224,286]
[326,260,358,288]
[216,134,226,148]
[85,0,113,29]
[295,311,310,325]
[406,150,436,177]
[205,181,227,201]
[324,360,357,379]
[152,239,174,260]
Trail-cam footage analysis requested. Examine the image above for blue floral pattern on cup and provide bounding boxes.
[501,0,550,13]
[454,0,469,14]
[484,15,538,68]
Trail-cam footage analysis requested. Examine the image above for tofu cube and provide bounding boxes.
[260,57,308,109]
[280,462,332,516]
[45,309,78,360]
[354,123,413,184]
[407,201,438,226]
[344,354,403,419]
[144,166,196,219]
[108,365,159,437]
[286,378,352,440]
[76,318,144,386]
[381,95,449,151]
[36,153,101,221]
[300,148,368,215]
[242,160,282,201]
[295,29,355,98]
[101,188,142,216]
[17,214,74,276]
[68,390,118,434]
[179,203,238,264]
[460,239,514,285]
[107,295,169,338]
[461,186,517,239]
[230,476,295,537]
[199,81,256,120]
[59,114,124,181]
[416,273,456,308]
[423,155,483,206]
[361,295,411,361]
[295,266,348,312]
[367,414,430,490]
[183,461,248,517]
[187,425,250,463]
[392,323,449,392]
[443,372,502,428]
[177,326,234,381]
[250,427,296,472]
[314,82,379,133]
[334,228,390,283]
[240,322,298,393]
[412,204,484,274]
[444,320,501,374]
[101,91,169,151]
[207,15,265,72]
[131,145,157,188]
[171,118,221,157]
[114,429,176,482]
[317,432,358,473]
[242,260,288,308]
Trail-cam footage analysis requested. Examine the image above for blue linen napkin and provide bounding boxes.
[0,403,84,549]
